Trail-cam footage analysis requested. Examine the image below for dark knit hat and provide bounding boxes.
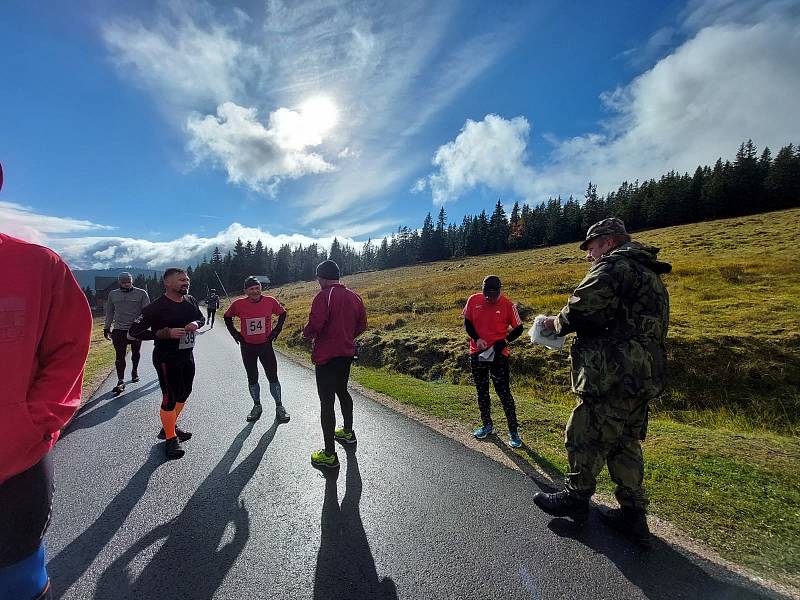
[482,275,501,291]
[316,260,340,280]
[244,276,261,289]
[580,217,629,250]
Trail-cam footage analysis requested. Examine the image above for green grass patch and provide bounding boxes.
[83,318,116,395]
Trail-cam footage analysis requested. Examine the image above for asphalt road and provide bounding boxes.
[47,324,784,600]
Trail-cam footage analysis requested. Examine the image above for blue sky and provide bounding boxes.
[1,0,798,268]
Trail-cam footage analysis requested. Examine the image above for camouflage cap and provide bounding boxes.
[580,217,629,250]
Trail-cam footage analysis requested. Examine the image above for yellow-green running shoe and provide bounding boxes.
[311,449,339,469]
[334,427,357,445]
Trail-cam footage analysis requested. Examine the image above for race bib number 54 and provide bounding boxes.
[244,317,266,337]
[178,331,196,349]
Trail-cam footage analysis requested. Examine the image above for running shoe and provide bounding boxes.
[311,450,339,469]
[112,381,125,394]
[473,423,494,439]
[334,427,357,444]
[164,437,185,460]
[157,427,192,442]
[276,404,291,423]
[509,431,522,448]
[246,404,263,422]
[131,373,140,383]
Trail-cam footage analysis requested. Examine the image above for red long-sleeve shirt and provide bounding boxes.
[0,234,92,484]
[302,282,367,365]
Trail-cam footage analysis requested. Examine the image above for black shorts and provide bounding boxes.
[154,351,195,410]
[240,341,278,384]
[0,454,53,567]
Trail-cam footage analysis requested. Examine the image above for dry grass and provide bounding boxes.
[276,208,800,435]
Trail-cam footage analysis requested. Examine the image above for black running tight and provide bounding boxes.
[315,356,354,453]
[470,353,518,432]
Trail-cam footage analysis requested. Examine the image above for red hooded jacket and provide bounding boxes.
[302,282,367,365]
[0,234,91,484]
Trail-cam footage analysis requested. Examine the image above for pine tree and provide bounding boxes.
[376,237,390,269]
[765,144,800,210]
[419,212,435,262]
[329,238,344,267]
[273,245,291,284]
[435,207,448,260]
[581,182,604,230]
[488,200,509,252]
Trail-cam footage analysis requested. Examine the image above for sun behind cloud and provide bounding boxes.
[300,96,339,137]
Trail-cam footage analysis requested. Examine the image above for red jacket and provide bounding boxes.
[0,234,91,484]
[302,282,367,365]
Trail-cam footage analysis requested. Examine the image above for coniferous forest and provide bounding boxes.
[126,140,800,298]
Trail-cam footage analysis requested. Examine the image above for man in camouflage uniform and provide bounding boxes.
[533,217,671,548]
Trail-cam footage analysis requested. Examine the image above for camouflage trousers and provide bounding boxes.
[564,394,649,511]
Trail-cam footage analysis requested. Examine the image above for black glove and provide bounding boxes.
[268,328,281,343]
[232,331,243,345]
[493,339,507,354]
[103,329,111,340]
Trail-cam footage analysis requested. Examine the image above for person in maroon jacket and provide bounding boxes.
[0,233,92,600]
[303,260,367,470]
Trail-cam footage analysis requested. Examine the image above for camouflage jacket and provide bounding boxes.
[555,242,671,400]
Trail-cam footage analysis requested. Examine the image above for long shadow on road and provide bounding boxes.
[313,446,397,600]
[547,518,783,599]
[49,444,166,597]
[491,438,783,599]
[89,420,280,600]
[60,379,160,439]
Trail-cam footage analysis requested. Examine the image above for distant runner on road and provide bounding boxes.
[128,268,205,460]
[104,272,150,394]
[303,260,367,470]
[462,275,525,448]
[0,233,92,600]
[205,289,220,328]
[224,276,289,424]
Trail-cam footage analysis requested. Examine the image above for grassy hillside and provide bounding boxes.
[271,209,800,586]
[83,318,115,396]
[279,208,800,435]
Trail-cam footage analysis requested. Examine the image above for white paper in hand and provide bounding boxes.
[478,346,496,363]
[529,315,566,350]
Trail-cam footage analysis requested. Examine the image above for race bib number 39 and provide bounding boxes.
[178,331,196,349]
[244,317,266,337]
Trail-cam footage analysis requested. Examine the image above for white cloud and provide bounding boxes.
[102,7,258,110]
[52,223,363,270]
[1,202,363,269]
[534,16,800,199]
[0,201,113,245]
[420,114,536,203]
[186,102,335,194]
[337,147,360,159]
[100,1,523,225]
[422,1,800,203]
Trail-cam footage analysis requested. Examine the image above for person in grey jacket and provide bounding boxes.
[104,272,150,393]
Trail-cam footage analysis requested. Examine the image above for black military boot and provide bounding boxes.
[598,506,651,548]
[533,490,589,522]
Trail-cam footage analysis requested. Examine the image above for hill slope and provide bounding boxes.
[278,208,800,434]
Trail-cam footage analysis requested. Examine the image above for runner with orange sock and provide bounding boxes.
[129,268,205,459]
